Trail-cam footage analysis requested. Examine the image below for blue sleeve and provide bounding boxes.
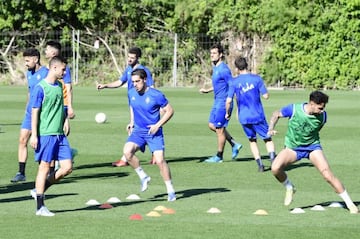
[145,68,154,87]
[227,79,235,98]
[120,66,130,83]
[31,84,44,109]
[258,76,268,95]
[280,104,294,118]
[63,66,71,84]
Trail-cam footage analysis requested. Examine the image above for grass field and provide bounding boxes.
[1,86,360,239]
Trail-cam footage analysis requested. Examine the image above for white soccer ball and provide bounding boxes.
[95,112,107,124]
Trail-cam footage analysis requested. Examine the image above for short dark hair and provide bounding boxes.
[210,43,224,55]
[234,56,248,71]
[129,47,142,58]
[131,68,147,79]
[309,91,329,104]
[23,48,40,63]
[49,55,66,67]
[46,40,62,52]
[23,48,40,58]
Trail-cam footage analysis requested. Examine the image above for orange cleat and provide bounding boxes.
[112,160,129,167]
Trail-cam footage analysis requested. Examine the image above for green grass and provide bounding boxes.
[1,86,360,239]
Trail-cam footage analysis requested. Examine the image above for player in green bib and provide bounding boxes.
[268,91,358,213]
[30,56,73,216]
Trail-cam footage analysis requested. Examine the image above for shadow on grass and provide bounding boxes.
[0,193,78,203]
[52,198,165,214]
[73,162,118,170]
[63,172,129,182]
[51,187,232,214]
[291,200,360,212]
[0,182,35,194]
[167,156,209,163]
[152,187,231,200]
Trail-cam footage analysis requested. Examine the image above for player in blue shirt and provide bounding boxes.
[123,68,176,201]
[11,48,49,183]
[97,47,155,167]
[226,57,276,172]
[199,43,242,163]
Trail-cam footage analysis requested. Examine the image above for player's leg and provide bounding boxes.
[249,139,264,172]
[34,136,56,216]
[271,148,297,206]
[124,140,150,192]
[310,150,358,213]
[12,128,31,182]
[153,150,176,201]
[224,129,243,160]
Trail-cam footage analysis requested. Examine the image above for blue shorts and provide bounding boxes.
[127,128,164,153]
[292,144,323,161]
[242,120,271,140]
[209,107,229,128]
[21,112,31,130]
[34,135,72,163]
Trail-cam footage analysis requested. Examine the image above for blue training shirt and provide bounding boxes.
[128,87,168,130]
[120,64,154,90]
[26,66,49,114]
[212,62,232,106]
[228,73,268,124]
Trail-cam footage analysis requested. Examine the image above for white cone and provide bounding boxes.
[107,197,121,203]
[126,194,140,200]
[86,199,100,205]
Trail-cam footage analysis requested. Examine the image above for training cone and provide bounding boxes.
[86,199,100,206]
[126,194,140,200]
[311,205,325,211]
[154,205,167,211]
[328,202,344,208]
[162,208,176,214]
[98,203,113,209]
[129,214,143,220]
[207,207,221,213]
[253,209,268,215]
[146,211,161,217]
[107,197,121,203]
[290,208,305,214]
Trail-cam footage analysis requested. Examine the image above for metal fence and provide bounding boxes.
[0,30,269,87]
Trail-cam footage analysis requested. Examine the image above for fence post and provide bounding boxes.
[72,29,80,84]
[172,33,177,87]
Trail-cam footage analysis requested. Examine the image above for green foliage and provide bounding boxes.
[1,0,360,88]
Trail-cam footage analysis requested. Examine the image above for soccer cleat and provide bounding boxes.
[284,187,296,206]
[167,192,176,202]
[10,172,26,183]
[141,176,151,192]
[231,143,243,160]
[258,165,265,172]
[112,160,129,167]
[36,206,55,217]
[204,155,223,163]
[347,204,359,214]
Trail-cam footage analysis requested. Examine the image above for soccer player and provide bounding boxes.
[45,41,75,120]
[44,40,76,172]
[123,68,176,201]
[199,43,242,163]
[97,47,155,167]
[268,91,359,213]
[30,56,73,216]
[11,48,48,183]
[226,57,276,172]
